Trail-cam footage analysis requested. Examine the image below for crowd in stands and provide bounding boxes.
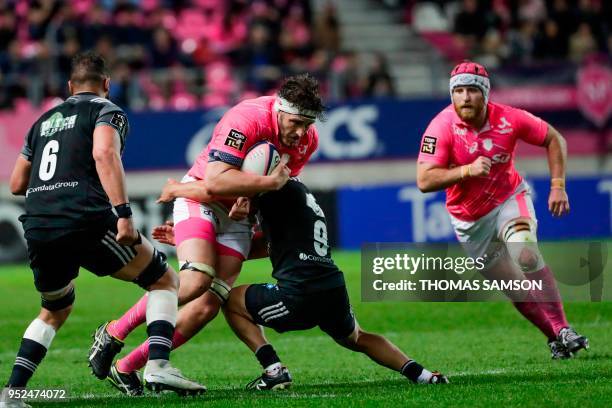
[0,0,396,112]
[406,0,611,68]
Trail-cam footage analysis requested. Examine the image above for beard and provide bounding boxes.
[454,102,485,123]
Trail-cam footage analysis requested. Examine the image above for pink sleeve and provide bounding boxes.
[417,118,451,166]
[208,113,260,167]
[515,108,548,146]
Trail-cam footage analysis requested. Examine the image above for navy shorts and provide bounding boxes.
[245,283,356,340]
[27,214,142,292]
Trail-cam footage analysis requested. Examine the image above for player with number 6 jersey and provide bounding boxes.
[19,83,128,235]
[3,52,203,407]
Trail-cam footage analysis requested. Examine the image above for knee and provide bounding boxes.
[338,327,362,351]
[40,283,75,317]
[137,249,175,291]
[503,220,544,273]
[152,268,179,292]
[516,247,541,271]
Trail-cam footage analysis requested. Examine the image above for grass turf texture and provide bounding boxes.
[1,251,611,407]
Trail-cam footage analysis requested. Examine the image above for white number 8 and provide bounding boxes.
[39,140,59,181]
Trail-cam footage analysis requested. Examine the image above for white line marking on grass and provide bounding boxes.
[450,368,513,377]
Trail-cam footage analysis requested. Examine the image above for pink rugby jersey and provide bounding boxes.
[188,96,318,181]
[418,102,548,221]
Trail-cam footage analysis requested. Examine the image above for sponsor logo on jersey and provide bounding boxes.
[496,116,513,134]
[40,112,77,137]
[482,138,493,151]
[421,136,437,154]
[299,252,334,264]
[491,152,511,163]
[453,125,467,136]
[26,181,79,197]
[224,129,247,151]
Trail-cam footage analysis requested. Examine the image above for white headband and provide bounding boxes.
[449,73,490,104]
[274,97,318,119]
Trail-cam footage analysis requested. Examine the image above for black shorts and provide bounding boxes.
[245,283,355,340]
[27,214,139,293]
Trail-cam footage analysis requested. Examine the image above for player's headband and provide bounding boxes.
[274,97,318,120]
[449,73,490,104]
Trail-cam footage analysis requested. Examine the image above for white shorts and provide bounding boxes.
[172,175,252,260]
[449,182,537,260]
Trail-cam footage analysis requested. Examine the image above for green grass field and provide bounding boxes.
[1,252,611,407]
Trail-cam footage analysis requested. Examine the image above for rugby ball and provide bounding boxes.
[241,141,281,176]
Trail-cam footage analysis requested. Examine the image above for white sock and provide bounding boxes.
[146,290,177,326]
[24,318,56,349]
[265,362,282,376]
[417,368,433,384]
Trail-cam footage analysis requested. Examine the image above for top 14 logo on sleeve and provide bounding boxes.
[421,136,437,154]
[110,112,127,133]
[224,129,247,151]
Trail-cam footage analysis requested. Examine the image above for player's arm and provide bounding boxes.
[9,155,32,196]
[542,124,569,216]
[417,157,491,193]
[92,125,138,244]
[205,157,289,197]
[416,120,490,192]
[157,178,216,203]
[416,162,463,192]
[93,125,129,206]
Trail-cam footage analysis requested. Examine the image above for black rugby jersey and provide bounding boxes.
[19,93,129,238]
[257,179,345,293]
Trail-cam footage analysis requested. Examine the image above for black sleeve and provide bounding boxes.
[95,103,129,151]
[20,126,35,161]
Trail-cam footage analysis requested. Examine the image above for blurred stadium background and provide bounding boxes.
[0,0,610,261]
[0,1,610,405]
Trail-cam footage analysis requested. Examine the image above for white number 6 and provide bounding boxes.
[39,140,59,181]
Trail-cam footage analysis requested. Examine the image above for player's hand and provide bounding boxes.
[157,178,179,203]
[548,189,570,217]
[116,217,139,245]
[229,197,250,221]
[268,154,291,190]
[152,220,176,246]
[469,156,492,177]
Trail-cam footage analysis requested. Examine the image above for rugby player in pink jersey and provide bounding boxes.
[88,74,325,395]
[417,61,588,359]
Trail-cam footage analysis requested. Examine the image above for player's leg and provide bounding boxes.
[109,254,242,395]
[174,198,226,303]
[498,188,588,357]
[99,198,220,354]
[223,284,296,390]
[318,286,448,384]
[3,235,79,398]
[106,291,220,396]
[102,238,216,346]
[81,218,204,395]
[112,260,239,376]
[452,198,564,357]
